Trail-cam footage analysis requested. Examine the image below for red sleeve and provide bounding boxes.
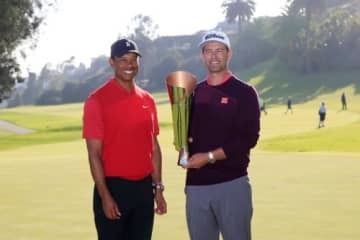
[82,96,104,139]
[149,95,159,136]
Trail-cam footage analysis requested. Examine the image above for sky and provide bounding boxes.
[18,0,287,75]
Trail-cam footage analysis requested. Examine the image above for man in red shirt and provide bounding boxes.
[83,38,167,240]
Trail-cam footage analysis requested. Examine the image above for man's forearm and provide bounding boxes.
[151,137,162,184]
[89,156,110,198]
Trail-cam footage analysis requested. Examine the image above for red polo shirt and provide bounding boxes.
[82,78,159,180]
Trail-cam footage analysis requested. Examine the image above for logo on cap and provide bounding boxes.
[205,33,225,41]
[111,39,142,58]
[199,30,231,49]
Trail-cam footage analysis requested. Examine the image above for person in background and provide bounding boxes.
[341,92,347,110]
[285,96,293,114]
[184,30,260,240]
[318,101,326,128]
[259,97,267,115]
[82,38,167,240]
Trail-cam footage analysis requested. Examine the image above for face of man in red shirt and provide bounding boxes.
[109,52,139,83]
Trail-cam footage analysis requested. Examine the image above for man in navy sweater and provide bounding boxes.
[184,30,260,240]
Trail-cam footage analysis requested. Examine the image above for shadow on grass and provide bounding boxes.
[47,126,82,132]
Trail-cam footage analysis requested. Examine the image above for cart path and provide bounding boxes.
[0,120,35,134]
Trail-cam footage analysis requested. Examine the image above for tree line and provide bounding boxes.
[1,0,360,107]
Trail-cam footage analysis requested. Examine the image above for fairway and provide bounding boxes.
[0,93,360,239]
[0,137,359,239]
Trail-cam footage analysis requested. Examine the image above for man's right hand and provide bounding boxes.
[102,194,121,219]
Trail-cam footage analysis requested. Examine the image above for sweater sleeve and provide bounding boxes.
[222,86,260,159]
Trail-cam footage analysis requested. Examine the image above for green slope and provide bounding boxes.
[239,59,360,105]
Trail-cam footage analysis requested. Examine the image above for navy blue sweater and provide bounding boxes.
[186,75,260,185]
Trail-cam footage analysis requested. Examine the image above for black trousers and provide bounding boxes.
[93,176,154,240]
[319,113,326,121]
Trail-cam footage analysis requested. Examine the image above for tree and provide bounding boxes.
[286,0,327,73]
[125,14,159,80]
[231,18,277,69]
[311,8,360,70]
[126,14,159,41]
[222,0,256,32]
[0,0,53,101]
[286,0,358,73]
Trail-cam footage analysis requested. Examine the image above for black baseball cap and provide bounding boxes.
[110,39,142,58]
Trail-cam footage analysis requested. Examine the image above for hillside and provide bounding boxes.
[240,59,360,105]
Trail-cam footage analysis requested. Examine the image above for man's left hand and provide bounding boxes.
[154,191,167,215]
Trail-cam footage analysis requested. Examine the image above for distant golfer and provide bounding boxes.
[285,96,293,114]
[318,102,326,128]
[341,92,347,110]
[259,97,267,115]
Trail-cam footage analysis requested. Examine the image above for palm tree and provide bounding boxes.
[221,0,256,32]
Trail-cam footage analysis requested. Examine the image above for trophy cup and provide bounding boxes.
[166,71,197,167]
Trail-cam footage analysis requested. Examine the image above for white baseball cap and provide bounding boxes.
[199,30,231,49]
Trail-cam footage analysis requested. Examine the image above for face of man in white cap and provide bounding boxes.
[199,30,232,74]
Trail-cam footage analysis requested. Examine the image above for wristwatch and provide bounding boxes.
[208,151,216,164]
[152,182,165,192]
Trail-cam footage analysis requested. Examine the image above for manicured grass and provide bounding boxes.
[0,130,81,150]
[257,105,360,152]
[0,141,95,239]
[257,88,360,152]
[0,127,13,137]
[259,119,360,152]
[0,103,82,130]
[0,91,359,239]
[0,104,82,150]
[251,151,360,240]
[1,138,359,240]
[1,89,359,152]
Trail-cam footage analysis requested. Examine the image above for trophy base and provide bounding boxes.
[177,148,189,167]
[178,157,188,167]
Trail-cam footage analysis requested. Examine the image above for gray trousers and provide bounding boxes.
[185,176,253,240]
